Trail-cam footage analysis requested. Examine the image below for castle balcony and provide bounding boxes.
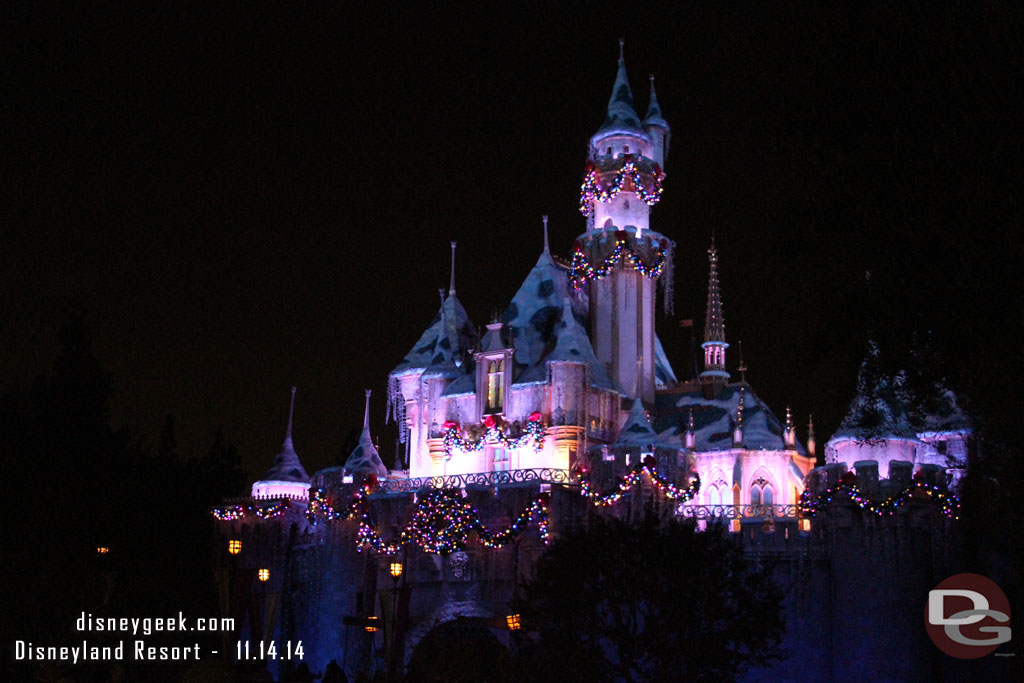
[373,467,574,494]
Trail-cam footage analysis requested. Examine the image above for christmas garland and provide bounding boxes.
[569,236,667,289]
[212,500,291,521]
[578,459,700,507]
[579,158,663,216]
[798,472,960,519]
[308,486,550,556]
[442,412,546,460]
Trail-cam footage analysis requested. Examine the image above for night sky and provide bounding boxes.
[4,3,1020,482]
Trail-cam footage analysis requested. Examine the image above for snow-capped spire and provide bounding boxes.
[542,215,550,254]
[643,75,669,129]
[737,340,747,384]
[344,389,387,477]
[423,289,459,378]
[700,235,730,398]
[685,407,696,450]
[643,74,670,167]
[591,39,645,146]
[250,387,311,499]
[449,241,457,296]
[362,389,371,431]
[283,385,297,449]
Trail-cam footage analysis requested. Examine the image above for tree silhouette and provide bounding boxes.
[513,515,785,682]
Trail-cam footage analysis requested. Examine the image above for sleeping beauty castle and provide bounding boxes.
[212,43,971,681]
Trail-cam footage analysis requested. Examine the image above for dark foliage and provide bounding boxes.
[513,515,785,682]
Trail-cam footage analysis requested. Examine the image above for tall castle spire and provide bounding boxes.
[591,39,644,147]
[448,241,457,296]
[643,75,670,167]
[700,236,730,398]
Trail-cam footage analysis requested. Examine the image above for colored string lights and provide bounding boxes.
[442,413,546,460]
[211,500,291,521]
[578,158,663,216]
[307,486,550,556]
[578,464,700,507]
[798,474,960,519]
[570,237,667,289]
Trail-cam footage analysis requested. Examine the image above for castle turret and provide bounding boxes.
[807,415,816,459]
[343,389,387,478]
[575,40,670,404]
[643,75,670,168]
[700,237,730,398]
[251,387,311,499]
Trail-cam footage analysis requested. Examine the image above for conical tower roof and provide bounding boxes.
[591,39,647,145]
[518,295,616,390]
[392,287,476,375]
[343,390,388,476]
[704,237,726,344]
[502,248,571,381]
[256,387,311,484]
[643,75,669,130]
[612,398,659,448]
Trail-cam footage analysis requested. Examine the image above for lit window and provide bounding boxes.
[506,614,521,631]
[799,518,812,533]
[486,359,504,413]
[96,547,110,555]
[257,568,270,582]
[228,539,242,555]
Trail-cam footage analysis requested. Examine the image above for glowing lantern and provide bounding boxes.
[364,616,380,633]
[506,614,522,631]
[227,539,242,555]
[257,568,270,582]
[389,561,404,579]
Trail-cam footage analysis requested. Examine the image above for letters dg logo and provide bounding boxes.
[926,573,1011,658]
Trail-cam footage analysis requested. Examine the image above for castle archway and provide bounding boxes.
[405,619,510,682]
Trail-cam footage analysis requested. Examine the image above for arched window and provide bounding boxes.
[708,486,720,506]
[749,475,774,507]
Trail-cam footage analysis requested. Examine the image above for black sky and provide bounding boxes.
[3,2,1020,482]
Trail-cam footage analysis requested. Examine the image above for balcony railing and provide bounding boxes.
[679,504,800,520]
[376,468,574,494]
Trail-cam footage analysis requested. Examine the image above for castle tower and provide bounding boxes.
[700,238,730,398]
[251,387,311,499]
[574,40,670,404]
[343,389,387,478]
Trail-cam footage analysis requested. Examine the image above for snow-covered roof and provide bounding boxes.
[654,334,677,387]
[591,41,647,145]
[642,76,669,130]
[652,383,804,454]
[254,388,310,484]
[612,398,660,448]
[391,292,476,375]
[257,436,310,483]
[831,340,918,442]
[515,296,617,390]
[344,391,387,477]
[502,250,571,381]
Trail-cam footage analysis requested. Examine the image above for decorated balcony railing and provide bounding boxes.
[376,468,574,494]
[679,504,801,520]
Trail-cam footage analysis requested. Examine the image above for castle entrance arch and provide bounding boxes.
[405,619,510,682]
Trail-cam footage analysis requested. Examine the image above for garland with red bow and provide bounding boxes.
[442,412,546,460]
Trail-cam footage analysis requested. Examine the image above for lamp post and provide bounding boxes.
[387,559,403,683]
